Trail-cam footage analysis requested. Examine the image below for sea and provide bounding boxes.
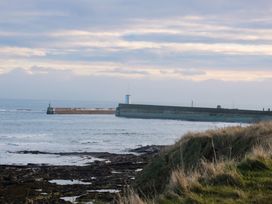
[0,98,240,166]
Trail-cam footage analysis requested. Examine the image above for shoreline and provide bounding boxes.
[0,145,164,203]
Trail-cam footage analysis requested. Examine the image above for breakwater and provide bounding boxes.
[47,106,115,115]
[115,103,272,123]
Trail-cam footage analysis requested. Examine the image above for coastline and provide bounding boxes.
[0,146,164,203]
[2,122,272,203]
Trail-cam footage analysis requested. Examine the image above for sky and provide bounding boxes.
[0,0,272,109]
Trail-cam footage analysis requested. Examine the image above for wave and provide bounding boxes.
[0,108,43,113]
[16,108,32,111]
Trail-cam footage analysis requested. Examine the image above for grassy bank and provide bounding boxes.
[122,122,272,204]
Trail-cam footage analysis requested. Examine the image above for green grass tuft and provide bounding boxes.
[206,172,243,187]
[238,158,270,171]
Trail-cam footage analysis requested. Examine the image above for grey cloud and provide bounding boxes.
[122,33,272,45]
[30,66,54,74]
[99,68,149,76]
[0,0,271,32]
[30,66,73,76]
[174,69,206,76]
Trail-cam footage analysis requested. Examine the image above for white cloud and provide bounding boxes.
[51,39,272,56]
[0,47,47,57]
[0,58,272,82]
[41,15,272,57]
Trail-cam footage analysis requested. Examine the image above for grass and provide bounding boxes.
[118,190,146,204]
[123,122,272,204]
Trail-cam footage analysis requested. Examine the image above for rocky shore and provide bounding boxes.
[0,146,164,204]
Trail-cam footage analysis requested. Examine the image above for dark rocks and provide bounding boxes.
[0,147,162,203]
[130,145,166,154]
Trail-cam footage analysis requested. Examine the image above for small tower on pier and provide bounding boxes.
[125,94,131,104]
[46,103,54,114]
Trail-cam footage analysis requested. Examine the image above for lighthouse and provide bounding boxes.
[125,94,131,104]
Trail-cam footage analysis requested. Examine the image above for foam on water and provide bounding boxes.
[88,189,120,193]
[60,196,80,203]
[49,179,92,185]
[0,152,104,166]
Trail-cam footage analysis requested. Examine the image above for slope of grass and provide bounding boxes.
[155,151,272,204]
[131,122,272,203]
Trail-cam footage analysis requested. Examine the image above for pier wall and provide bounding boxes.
[116,104,272,123]
[47,107,115,115]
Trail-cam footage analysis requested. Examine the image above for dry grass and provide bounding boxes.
[199,161,238,178]
[250,144,272,160]
[198,161,243,187]
[176,121,272,149]
[118,190,147,204]
[200,161,227,178]
[169,169,200,193]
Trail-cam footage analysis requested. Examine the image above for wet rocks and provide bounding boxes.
[0,146,162,203]
[129,145,166,154]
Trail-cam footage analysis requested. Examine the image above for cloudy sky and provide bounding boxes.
[0,0,272,108]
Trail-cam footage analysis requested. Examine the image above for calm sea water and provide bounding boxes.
[0,99,239,165]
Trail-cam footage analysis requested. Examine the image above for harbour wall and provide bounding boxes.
[47,107,115,115]
[115,104,272,123]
